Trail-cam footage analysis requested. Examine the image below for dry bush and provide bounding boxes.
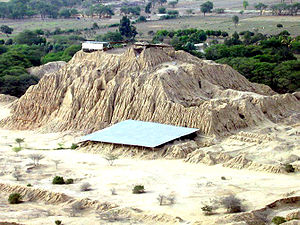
[80,182,91,191]
[110,188,117,195]
[97,210,124,222]
[52,160,62,170]
[104,153,119,166]
[201,205,213,215]
[157,193,176,205]
[28,154,45,166]
[220,195,243,213]
[69,202,84,217]
[12,166,22,181]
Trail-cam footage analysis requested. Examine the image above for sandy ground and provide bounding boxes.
[0,102,299,224]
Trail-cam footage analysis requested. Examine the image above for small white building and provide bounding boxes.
[82,41,111,52]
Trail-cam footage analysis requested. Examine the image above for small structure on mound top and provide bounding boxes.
[82,41,111,52]
[80,120,198,149]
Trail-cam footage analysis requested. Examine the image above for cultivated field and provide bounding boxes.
[1,14,299,41]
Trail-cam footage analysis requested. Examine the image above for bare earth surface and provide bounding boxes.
[0,98,299,224]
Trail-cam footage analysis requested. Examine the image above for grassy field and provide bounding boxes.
[1,14,299,40]
[0,0,299,41]
[136,15,300,39]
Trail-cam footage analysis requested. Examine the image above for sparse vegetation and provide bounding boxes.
[157,193,176,205]
[80,182,91,191]
[110,188,117,195]
[65,178,74,184]
[284,164,295,173]
[71,143,78,149]
[220,195,243,213]
[15,138,24,148]
[12,146,22,154]
[52,159,62,170]
[132,185,145,194]
[28,153,44,166]
[12,166,21,181]
[57,143,65,150]
[52,176,65,185]
[271,216,286,225]
[69,201,83,217]
[201,205,213,215]
[104,153,119,166]
[55,220,62,225]
[8,193,22,204]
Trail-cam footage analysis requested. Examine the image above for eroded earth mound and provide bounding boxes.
[1,47,299,136]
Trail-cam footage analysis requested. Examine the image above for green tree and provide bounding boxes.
[91,4,114,18]
[0,25,13,37]
[200,1,213,16]
[15,138,24,148]
[168,0,178,8]
[59,8,71,18]
[255,3,268,15]
[158,7,166,13]
[158,0,167,6]
[96,31,123,42]
[145,2,151,13]
[14,30,46,45]
[273,60,300,93]
[119,16,137,39]
[232,15,239,28]
[243,0,249,10]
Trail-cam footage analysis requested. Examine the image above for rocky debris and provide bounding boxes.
[282,221,300,225]
[185,149,285,173]
[0,223,24,225]
[163,141,198,159]
[1,47,299,137]
[0,94,17,104]
[286,211,300,221]
[27,61,66,79]
[0,183,71,204]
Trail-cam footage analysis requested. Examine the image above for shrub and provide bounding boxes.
[284,164,295,173]
[157,193,176,205]
[12,146,22,154]
[55,220,62,225]
[201,205,213,215]
[52,176,65,185]
[214,8,225,14]
[27,183,32,187]
[80,182,91,191]
[220,195,243,213]
[277,24,283,28]
[221,176,226,180]
[108,23,119,27]
[110,188,117,195]
[158,7,166,14]
[8,193,22,204]
[65,178,74,184]
[104,153,119,166]
[132,185,145,194]
[71,143,78,149]
[69,201,83,216]
[167,10,179,15]
[271,216,286,225]
[28,153,45,166]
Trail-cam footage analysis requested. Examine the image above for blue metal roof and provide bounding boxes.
[81,120,198,148]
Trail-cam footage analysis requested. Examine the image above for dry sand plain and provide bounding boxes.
[0,98,299,224]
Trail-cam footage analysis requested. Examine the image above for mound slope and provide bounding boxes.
[1,47,299,135]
